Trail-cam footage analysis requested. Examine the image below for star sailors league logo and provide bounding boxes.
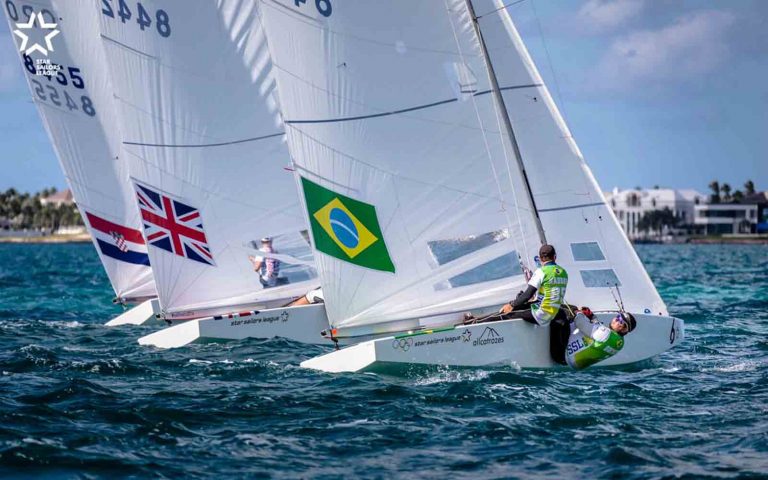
[133,182,216,266]
[13,12,60,56]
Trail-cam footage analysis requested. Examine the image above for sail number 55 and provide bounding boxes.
[293,0,332,17]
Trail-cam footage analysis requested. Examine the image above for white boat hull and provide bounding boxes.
[105,299,161,326]
[138,303,335,348]
[300,313,685,373]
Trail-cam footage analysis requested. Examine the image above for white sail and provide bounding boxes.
[259,0,543,330]
[2,0,155,302]
[97,0,317,319]
[471,0,667,315]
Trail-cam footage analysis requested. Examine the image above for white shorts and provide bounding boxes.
[305,287,324,304]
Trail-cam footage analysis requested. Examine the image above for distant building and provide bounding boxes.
[604,188,706,240]
[55,225,87,235]
[742,191,768,233]
[694,203,758,235]
[40,189,74,207]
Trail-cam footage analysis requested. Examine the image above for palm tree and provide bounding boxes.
[744,180,756,196]
[638,208,679,238]
[721,183,732,203]
[708,181,721,204]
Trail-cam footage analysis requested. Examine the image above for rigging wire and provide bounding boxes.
[529,0,571,129]
[462,0,541,272]
[445,0,524,271]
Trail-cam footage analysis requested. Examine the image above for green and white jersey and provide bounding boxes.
[565,313,625,370]
[528,262,568,324]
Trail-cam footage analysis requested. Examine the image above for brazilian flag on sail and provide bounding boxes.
[301,177,395,273]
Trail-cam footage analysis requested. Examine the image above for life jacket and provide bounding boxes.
[531,263,568,323]
[565,312,625,370]
[260,246,280,282]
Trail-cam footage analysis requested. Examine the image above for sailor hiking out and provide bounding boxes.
[499,244,568,325]
[550,308,637,369]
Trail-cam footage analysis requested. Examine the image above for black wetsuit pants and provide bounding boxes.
[549,317,570,365]
[501,306,571,365]
[499,305,538,324]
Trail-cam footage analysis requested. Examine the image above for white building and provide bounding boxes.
[604,188,707,240]
[694,204,758,235]
[40,189,74,207]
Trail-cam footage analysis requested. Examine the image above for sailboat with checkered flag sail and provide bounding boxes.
[2,0,159,326]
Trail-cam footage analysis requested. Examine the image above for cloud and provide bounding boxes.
[593,10,736,92]
[576,0,646,34]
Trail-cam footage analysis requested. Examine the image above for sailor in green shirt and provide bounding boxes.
[499,244,568,326]
[555,310,636,369]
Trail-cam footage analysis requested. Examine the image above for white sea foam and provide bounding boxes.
[414,369,490,386]
[188,359,213,365]
[709,361,759,373]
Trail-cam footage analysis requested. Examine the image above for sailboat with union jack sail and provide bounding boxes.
[95,0,342,348]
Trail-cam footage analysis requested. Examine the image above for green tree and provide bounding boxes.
[638,208,679,238]
[19,197,38,228]
[744,180,756,196]
[732,190,744,203]
[721,183,732,203]
[708,180,721,204]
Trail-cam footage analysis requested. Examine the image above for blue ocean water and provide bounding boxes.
[0,243,766,479]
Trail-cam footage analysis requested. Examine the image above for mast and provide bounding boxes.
[464,0,547,246]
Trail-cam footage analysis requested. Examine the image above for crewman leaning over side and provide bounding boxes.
[555,309,636,370]
[499,244,568,326]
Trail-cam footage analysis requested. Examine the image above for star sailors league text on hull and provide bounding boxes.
[301,313,685,373]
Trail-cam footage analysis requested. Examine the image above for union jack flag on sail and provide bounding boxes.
[134,183,215,266]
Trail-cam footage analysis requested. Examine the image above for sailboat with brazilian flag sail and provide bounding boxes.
[252,0,685,372]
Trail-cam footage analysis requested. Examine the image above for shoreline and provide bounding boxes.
[1,234,765,245]
[0,233,92,244]
[687,237,768,245]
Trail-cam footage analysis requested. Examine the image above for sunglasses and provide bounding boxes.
[613,314,629,331]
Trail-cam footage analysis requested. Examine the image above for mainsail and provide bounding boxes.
[97,0,317,319]
[259,0,541,330]
[2,0,155,302]
[259,0,667,333]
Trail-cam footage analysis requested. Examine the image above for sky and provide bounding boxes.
[0,0,766,195]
